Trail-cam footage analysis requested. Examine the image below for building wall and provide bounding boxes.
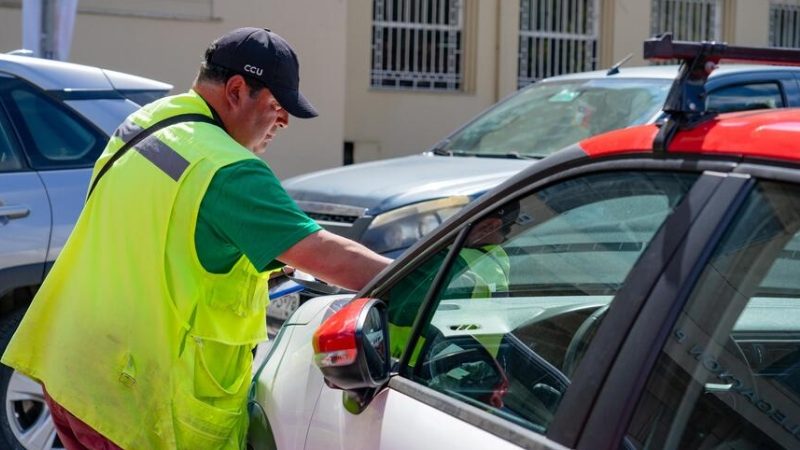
[0,0,348,179]
[0,0,790,174]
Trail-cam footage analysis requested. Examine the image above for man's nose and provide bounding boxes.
[277,110,289,128]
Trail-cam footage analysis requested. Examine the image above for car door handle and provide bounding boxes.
[0,205,30,219]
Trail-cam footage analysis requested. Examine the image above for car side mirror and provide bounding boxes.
[312,297,391,391]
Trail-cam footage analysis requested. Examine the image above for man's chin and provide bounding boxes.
[252,142,269,155]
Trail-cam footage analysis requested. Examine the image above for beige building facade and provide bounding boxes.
[0,0,797,177]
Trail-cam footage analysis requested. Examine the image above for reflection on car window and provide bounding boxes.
[706,82,784,114]
[442,79,670,158]
[5,84,103,169]
[0,107,23,172]
[388,171,698,435]
[627,181,800,450]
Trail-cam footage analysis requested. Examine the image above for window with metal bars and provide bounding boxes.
[371,0,464,91]
[770,1,800,48]
[650,0,722,42]
[518,0,599,88]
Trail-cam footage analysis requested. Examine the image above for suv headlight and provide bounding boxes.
[362,197,470,254]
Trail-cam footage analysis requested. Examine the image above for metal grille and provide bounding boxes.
[371,0,464,91]
[518,0,600,88]
[650,0,722,42]
[770,1,800,48]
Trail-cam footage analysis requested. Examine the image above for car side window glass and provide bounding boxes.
[5,84,104,169]
[384,238,457,360]
[626,181,800,450]
[0,107,23,172]
[706,82,784,114]
[392,170,699,435]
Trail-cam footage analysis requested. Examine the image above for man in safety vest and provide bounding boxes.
[1,27,390,450]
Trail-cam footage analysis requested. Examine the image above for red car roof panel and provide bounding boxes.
[580,108,800,163]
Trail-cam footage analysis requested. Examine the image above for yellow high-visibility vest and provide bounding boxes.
[2,90,271,449]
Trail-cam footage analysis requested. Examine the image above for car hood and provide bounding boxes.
[283,154,532,214]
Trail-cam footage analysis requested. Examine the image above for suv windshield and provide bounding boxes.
[442,78,671,158]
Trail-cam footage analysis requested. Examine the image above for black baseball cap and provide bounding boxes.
[206,27,318,118]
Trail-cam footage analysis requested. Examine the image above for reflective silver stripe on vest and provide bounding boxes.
[135,136,190,181]
[112,118,144,144]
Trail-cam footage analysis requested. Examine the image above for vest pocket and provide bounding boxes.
[207,270,269,317]
[172,387,242,450]
[193,337,252,399]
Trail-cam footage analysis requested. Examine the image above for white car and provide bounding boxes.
[251,38,800,450]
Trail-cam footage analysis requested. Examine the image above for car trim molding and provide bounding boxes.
[0,263,44,299]
[294,200,368,218]
[387,376,570,450]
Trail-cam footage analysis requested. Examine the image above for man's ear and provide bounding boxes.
[223,75,247,108]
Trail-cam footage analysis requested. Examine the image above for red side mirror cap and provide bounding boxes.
[312,298,390,391]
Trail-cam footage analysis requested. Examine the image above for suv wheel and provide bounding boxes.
[0,309,64,450]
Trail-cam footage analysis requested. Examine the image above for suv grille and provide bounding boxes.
[305,212,359,224]
[294,200,368,228]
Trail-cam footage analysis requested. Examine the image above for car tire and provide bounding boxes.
[0,308,64,450]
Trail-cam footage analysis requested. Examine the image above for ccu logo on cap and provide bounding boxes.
[244,64,263,76]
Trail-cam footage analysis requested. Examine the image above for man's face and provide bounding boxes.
[232,82,289,154]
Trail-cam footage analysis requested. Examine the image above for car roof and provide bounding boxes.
[0,53,172,92]
[580,107,800,163]
[541,63,800,82]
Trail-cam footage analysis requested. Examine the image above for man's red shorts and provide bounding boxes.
[42,387,123,450]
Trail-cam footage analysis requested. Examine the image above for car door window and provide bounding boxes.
[385,170,699,435]
[626,181,800,450]
[706,82,784,114]
[3,81,105,169]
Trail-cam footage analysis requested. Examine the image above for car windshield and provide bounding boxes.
[441,78,671,158]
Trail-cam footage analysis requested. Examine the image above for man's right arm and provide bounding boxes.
[277,229,392,291]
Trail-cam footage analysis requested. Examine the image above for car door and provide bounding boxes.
[580,168,800,450]
[0,75,50,295]
[304,163,726,449]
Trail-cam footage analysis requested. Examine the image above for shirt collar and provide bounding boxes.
[191,89,229,134]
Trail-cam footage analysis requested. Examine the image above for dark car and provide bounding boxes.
[252,38,800,450]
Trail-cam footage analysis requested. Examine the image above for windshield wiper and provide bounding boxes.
[474,152,542,160]
[434,148,542,160]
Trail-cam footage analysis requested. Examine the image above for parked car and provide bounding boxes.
[0,52,171,450]
[285,59,800,258]
[251,39,800,449]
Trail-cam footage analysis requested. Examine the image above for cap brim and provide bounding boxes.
[273,89,318,119]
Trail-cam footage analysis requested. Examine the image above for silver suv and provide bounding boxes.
[0,53,171,450]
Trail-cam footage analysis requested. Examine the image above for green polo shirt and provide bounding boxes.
[195,159,321,274]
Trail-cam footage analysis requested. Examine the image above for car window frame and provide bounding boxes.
[364,151,745,449]
[0,76,108,171]
[574,171,758,449]
[0,99,27,174]
[0,76,30,173]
